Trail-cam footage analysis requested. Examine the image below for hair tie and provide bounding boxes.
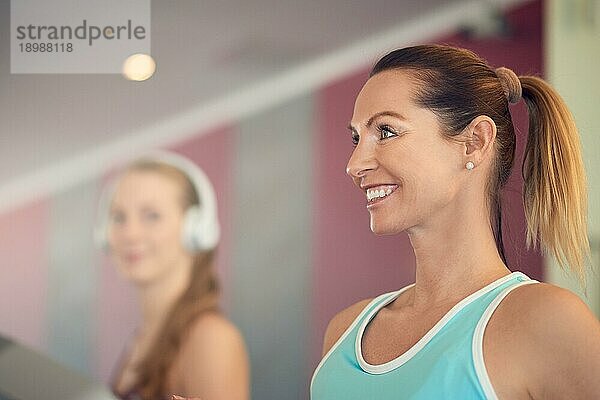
[495,67,522,104]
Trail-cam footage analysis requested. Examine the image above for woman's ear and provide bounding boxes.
[463,115,497,168]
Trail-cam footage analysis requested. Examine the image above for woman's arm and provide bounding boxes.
[175,312,250,400]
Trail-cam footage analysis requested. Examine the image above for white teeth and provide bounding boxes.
[366,187,395,202]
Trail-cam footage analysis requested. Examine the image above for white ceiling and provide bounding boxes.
[0,0,527,212]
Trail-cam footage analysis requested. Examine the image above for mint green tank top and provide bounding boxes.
[311,271,538,400]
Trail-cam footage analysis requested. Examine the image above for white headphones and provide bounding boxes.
[94,150,221,253]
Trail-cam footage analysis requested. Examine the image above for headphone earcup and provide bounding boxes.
[93,179,118,253]
[93,221,109,252]
[182,205,220,252]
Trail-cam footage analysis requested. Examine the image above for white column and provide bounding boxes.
[546,0,600,316]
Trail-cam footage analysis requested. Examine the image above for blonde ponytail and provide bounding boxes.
[520,75,590,285]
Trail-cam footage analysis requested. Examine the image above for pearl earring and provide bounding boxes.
[466,161,475,170]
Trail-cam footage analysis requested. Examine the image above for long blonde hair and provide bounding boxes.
[371,45,590,284]
[520,76,589,283]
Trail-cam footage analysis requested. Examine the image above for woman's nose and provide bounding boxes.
[113,219,143,243]
[346,142,377,179]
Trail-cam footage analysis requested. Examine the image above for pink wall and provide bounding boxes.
[0,200,49,350]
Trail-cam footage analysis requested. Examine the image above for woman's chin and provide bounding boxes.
[371,221,402,236]
[117,262,153,284]
[369,220,405,235]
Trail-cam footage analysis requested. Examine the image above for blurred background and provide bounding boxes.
[0,0,598,399]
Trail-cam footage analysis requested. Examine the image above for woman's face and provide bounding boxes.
[347,70,467,235]
[107,170,192,285]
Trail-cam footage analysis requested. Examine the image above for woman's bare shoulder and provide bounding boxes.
[491,282,599,342]
[183,311,246,353]
[494,281,596,325]
[175,311,250,399]
[322,298,374,357]
[491,282,600,398]
[174,311,249,380]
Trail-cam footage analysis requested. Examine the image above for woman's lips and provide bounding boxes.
[365,184,399,208]
[124,253,143,263]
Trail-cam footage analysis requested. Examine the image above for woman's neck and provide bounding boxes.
[405,195,510,309]
[137,261,192,340]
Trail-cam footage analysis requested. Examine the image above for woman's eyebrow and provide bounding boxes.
[366,111,407,126]
[348,110,407,131]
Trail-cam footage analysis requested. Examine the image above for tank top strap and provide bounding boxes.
[472,274,539,400]
[365,284,415,318]
[311,283,415,390]
[345,283,416,337]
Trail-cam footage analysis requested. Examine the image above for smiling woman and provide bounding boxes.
[311,45,600,400]
[96,151,249,400]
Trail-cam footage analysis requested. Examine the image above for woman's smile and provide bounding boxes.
[363,184,399,208]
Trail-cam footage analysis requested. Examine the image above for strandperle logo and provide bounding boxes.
[15,19,147,47]
[11,0,151,74]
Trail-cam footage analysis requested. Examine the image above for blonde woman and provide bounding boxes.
[96,151,249,400]
[311,45,600,399]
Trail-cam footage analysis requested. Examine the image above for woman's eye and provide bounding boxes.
[142,211,160,222]
[110,212,125,225]
[378,125,398,140]
[351,132,360,146]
